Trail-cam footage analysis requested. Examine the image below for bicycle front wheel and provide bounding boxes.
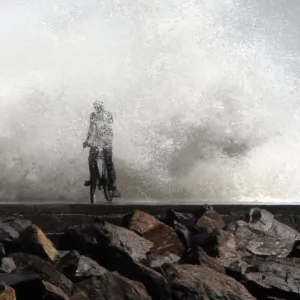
[90,161,99,204]
[102,164,114,202]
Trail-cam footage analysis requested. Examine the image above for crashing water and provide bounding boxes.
[0,0,300,202]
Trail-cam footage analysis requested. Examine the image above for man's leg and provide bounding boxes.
[103,146,116,190]
[84,147,98,186]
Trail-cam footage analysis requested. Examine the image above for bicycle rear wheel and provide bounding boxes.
[90,161,99,204]
[102,163,114,202]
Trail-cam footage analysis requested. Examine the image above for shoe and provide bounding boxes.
[84,180,91,187]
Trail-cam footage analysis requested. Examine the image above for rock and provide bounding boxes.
[56,251,107,282]
[0,224,18,243]
[9,253,73,296]
[4,219,31,235]
[70,288,89,300]
[62,222,153,262]
[62,223,170,299]
[163,210,199,249]
[124,261,171,300]
[247,208,300,241]
[43,281,69,300]
[191,228,237,264]
[76,272,151,300]
[196,209,225,233]
[0,273,45,300]
[234,224,294,258]
[123,210,184,256]
[0,245,5,259]
[180,247,225,274]
[171,220,192,250]
[145,252,180,269]
[19,224,58,262]
[242,257,300,299]
[162,264,256,300]
[164,210,197,230]
[0,258,16,273]
[0,285,16,300]
[229,208,300,259]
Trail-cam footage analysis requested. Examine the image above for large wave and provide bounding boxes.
[1,0,300,202]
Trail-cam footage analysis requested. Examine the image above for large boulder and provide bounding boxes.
[0,273,45,300]
[242,257,300,300]
[3,219,32,235]
[162,264,256,300]
[61,222,153,263]
[164,210,197,231]
[75,272,151,300]
[196,209,225,233]
[0,285,16,300]
[43,281,69,300]
[180,247,225,274]
[0,223,19,243]
[9,253,73,296]
[0,258,16,273]
[123,210,184,256]
[228,208,300,258]
[56,251,107,282]
[144,252,180,269]
[192,228,238,266]
[18,224,58,262]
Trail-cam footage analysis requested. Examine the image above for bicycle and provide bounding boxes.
[84,144,120,204]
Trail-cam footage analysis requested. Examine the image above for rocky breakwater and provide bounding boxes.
[0,206,299,299]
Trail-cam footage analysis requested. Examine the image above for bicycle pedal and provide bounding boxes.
[113,191,121,197]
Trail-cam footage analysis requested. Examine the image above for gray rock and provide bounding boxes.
[162,264,256,300]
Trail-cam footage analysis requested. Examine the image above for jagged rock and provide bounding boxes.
[4,219,31,235]
[163,210,199,249]
[0,273,45,300]
[0,258,16,273]
[196,209,225,233]
[0,245,5,259]
[164,210,197,230]
[242,257,300,300]
[246,208,300,241]
[0,285,16,300]
[43,281,69,300]
[162,264,256,300]
[9,253,73,296]
[57,251,70,260]
[145,252,180,268]
[180,247,225,274]
[70,288,89,300]
[75,272,151,300]
[228,208,300,259]
[61,222,153,262]
[123,210,184,256]
[235,225,294,258]
[56,251,107,282]
[0,224,18,243]
[19,225,58,261]
[191,228,238,267]
[61,223,170,299]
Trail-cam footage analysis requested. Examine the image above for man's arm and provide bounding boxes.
[83,113,96,147]
[107,111,113,124]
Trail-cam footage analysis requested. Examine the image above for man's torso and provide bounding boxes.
[88,110,113,148]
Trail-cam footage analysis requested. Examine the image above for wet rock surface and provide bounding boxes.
[163,264,256,300]
[1,207,300,299]
[123,210,184,256]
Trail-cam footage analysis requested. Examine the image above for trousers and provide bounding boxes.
[88,146,116,184]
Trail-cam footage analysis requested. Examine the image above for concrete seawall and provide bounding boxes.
[0,203,299,234]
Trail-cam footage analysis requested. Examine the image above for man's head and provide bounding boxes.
[94,100,104,113]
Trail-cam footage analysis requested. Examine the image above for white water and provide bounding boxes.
[1,0,300,202]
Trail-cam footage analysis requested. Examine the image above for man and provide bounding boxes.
[83,100,117,191]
